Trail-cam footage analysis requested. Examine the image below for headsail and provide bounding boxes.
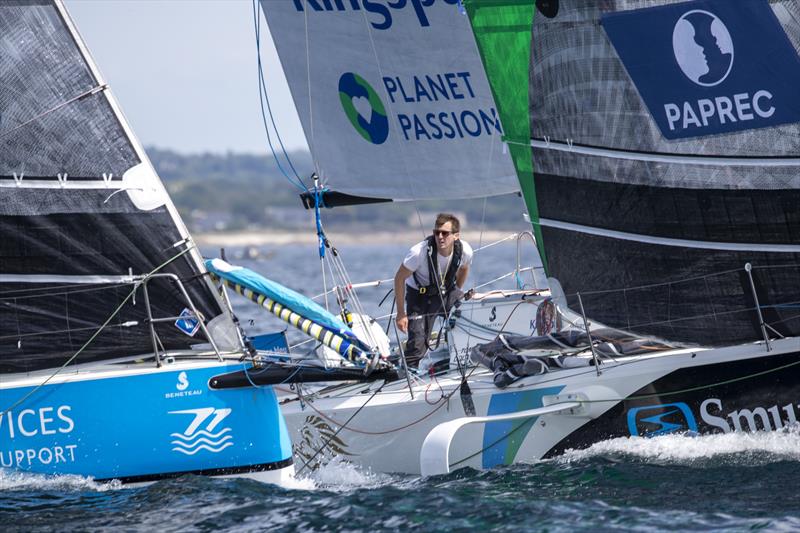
[0,1,230,372]
[466,0,800,346]
[259,0,517,201]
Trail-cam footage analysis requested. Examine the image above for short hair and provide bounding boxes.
[434,213,460,233]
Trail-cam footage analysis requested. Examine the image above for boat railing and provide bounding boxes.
[310,231,544,305]
[139,273,224,365]
[515,230,545,290]
[560,262,799,352]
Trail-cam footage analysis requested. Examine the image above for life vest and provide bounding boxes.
[412,235,462,296]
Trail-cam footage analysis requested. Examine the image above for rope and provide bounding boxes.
[0,85,106,142]
[297,382,385,474]
[2,246,194,415]
[0,281,131,299]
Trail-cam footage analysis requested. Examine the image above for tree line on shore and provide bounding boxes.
[148,147,529,232]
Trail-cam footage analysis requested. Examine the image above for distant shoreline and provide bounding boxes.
[193,229,521,246]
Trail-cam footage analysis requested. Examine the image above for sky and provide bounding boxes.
[65,0,308,155]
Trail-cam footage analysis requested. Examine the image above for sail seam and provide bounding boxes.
[0,274,137,284]
[528,139,800,167]
[540,218,800,252]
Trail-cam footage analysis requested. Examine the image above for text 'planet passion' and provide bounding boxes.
[383,71,502,142]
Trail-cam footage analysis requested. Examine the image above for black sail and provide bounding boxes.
[0,1,226,372]
[528,0,800,346]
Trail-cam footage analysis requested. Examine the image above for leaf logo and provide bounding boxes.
[338,72,389,144]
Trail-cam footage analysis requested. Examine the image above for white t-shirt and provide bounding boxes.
[403,239,473,290]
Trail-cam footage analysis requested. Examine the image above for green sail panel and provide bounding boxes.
[463,0,546,268]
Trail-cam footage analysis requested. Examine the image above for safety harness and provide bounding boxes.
[412,235,463,297]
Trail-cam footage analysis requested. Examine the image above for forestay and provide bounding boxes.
[259,0,517,201]
[0,1,230,373]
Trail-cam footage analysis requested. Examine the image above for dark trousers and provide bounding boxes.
[404,288,461,368]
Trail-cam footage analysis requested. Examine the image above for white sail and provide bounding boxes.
[260,0,517,201]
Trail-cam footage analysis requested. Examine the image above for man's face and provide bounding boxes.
[433,221,457,254]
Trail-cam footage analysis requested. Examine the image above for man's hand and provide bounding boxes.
[394,264,412,334]
[396,313,408,333]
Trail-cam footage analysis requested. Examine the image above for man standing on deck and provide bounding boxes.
[394,213,473,368]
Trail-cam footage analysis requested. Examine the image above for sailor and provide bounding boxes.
[394,213,473,368]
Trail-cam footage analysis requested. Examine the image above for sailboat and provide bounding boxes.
[0,1,293,484]
[245,0,800,475]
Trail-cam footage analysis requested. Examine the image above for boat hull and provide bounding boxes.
[282,338,800,474]
[0,360,294,484]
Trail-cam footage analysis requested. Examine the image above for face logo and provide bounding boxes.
[627,402,698,437]
[176,371,189,391]
[338,72,389,145]
[673,10,733,87]
[169,408,233,455]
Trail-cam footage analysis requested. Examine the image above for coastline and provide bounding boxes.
[193,229,521,246]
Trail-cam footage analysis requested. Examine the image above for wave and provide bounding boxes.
[298,456,408,492]
[557,426,800,465]
[171,442,234,455]
[0,469,120,492]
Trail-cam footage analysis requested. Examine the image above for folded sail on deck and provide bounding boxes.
[466,0,800,346]
[259,0,517,201]
[0,1,229,372]
[205,259,370,363]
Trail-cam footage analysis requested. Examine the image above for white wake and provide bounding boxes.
[557,426,800,465]
[0,468,120,491]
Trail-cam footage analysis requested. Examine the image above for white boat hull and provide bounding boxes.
[282,337,800,474]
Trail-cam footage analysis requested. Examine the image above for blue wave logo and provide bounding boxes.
[169,407,234,455]
[627,403,698,437]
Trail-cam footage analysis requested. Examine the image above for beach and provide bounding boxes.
[193,229,522,246]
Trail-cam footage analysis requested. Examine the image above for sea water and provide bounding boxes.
[4,430,800,531]
[3,242,799,531]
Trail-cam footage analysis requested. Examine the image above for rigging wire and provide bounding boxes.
[1,246,194,416]
[296,382,385,475]
[251,0,307,192]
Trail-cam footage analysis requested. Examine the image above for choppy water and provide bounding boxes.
[4,429,800,531]
[4,242,799,531]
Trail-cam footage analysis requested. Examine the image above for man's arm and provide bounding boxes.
[456,264,470,289]
[394,264,413,333]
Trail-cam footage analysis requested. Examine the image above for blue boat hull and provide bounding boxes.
[0,361,293,483]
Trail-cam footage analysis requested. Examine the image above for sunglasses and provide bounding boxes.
[433,229,455,237]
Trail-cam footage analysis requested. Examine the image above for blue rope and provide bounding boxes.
[251,0,307,192]
[314,185,326,258]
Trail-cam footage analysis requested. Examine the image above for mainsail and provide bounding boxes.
[259,0,517,201]
[0,1,230,372]
[465,0,800,346]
